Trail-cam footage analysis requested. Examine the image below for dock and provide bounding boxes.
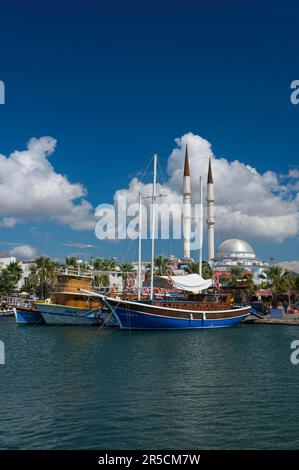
[243,315,299,326]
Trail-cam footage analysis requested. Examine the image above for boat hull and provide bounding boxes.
[103,298,251,330]
[14,308,45,325]
[0,308,15,318]
[114,307,249,329]
[35,303,103,326]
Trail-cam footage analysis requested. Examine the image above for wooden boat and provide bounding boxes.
[35,268,103,326]
[0,307,16,318]
[89,154,251,330]
[14,305,45,325]
[96,293,251,330]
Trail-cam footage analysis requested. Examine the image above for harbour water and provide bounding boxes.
[1,320,299,449]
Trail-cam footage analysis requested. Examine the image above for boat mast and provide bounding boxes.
[137,192,142,300]
[150,154,157,300]
[199,176,203,277]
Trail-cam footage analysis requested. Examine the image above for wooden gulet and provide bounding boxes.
[84,151,251,330]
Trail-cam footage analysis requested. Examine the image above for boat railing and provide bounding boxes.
[55,267,94,279]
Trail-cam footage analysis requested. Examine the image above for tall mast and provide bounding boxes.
[198,176,203,277]
[150,154,157,300]
[137,192,142,300]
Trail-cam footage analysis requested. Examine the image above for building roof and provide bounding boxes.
[217,238,255,255]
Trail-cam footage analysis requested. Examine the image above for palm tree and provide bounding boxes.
[228,266,256,304]
[229,266,246,287]
[65,256,77,267]
[184,261,212,279]
[28,256,57,299]
[6,261,23,284]
[264,265,294,307]
[93,258,116,271]
[120,263,134,275]
[219,275,230,286]
[93,258,117,287]
[242,272,256,303]
[154,255,171,276]
[120,263,134,287]
[0,268,16,295]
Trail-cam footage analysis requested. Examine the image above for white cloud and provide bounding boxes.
[0,137,95,230]
[9,244,37,260]
[279,261,299,274]
[1,133,298,244]
[103,132,299,243]
[0,217,18,228]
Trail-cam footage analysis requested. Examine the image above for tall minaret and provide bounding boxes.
[183,145,191,259]
[207,158,215,262]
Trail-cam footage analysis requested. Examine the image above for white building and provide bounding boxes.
[0,254,34,290]
[212,238,268,284]
[0,253,17,268]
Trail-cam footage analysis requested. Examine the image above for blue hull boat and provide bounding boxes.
[101,297,251,330]
[14,307,45,325]
[0,308,16,318]
[35,303,103,326]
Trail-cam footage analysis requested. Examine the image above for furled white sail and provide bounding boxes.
[159,273,213,292]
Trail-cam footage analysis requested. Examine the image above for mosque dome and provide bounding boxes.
[216,238,256,260]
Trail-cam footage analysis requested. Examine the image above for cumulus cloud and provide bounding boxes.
[0,217,18,228]
[9,244,37,260]
[1,133,298,244]
[102,132,299,243]
[0,137,96,230]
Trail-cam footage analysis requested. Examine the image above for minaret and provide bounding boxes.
[183,145,191,259]
[207,158,215,262]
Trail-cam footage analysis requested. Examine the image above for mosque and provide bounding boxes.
[181,148,268,284]
[212,238,268,284]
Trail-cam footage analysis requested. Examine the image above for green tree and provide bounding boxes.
[219,275,230,286]
[93,258,116,271]
[243,272,256,303]
[28,256,57,299]
[154,255,171,276]
[228,266,252,304]
[184,261,213,279]
[263,265,294,307]
[119,263,134,289]
[0,268,16,295]
[65,256,77,267]
[93,258,116,287]
[5,261,23,285]
[294,275,299,291]
[229,266,247,287]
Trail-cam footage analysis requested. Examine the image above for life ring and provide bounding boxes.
[126,279,134,288]
[166,268,173,277]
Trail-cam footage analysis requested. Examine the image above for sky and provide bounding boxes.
[0,0,298,263]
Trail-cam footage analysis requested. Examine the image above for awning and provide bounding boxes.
[145,273,213,292]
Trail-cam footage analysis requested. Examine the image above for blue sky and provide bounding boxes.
[0,0,298,262]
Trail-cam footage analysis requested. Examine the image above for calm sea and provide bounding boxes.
[1,319,299,450]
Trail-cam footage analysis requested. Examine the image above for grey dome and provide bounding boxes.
[217,239,255,255]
